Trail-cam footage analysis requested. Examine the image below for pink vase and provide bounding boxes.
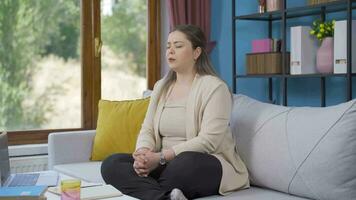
[316,37,334,74]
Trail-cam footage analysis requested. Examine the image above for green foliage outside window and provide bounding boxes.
[102,0,147,77]
[0,0,146,131]
[0,0,79,130]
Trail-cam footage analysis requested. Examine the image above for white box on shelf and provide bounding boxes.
[334,20,356,74]
[290,26,318,74]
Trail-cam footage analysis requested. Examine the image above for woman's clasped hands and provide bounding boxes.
[132,147,160,177]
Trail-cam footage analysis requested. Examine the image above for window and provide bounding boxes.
[0,0,81,143]
[101,0,147,100]
[1,0,160,145]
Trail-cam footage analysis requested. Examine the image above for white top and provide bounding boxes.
[159,99,187,150]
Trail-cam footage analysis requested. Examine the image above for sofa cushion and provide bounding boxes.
[196,186,309,200]
[231,94,356,200]
[54,162,104,183]
[91,98,150,161]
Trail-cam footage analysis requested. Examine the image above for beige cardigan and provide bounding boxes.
[136,74,249,195]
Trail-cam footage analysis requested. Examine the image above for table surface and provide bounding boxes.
[45,172,138,200]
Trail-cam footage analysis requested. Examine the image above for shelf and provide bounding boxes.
[235,0,356,21]
[286,0,356,19]
[235,10,282,21]
[232,0,355,103]
[235,73,356,78]
[236,74,283,78]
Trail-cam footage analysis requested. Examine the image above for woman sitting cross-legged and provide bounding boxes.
[101,24,249,200]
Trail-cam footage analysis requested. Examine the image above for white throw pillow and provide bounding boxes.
[231,94,356,200]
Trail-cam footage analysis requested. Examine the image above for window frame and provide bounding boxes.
[7,0,160,145]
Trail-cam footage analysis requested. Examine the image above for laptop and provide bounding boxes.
[0,131,59,187]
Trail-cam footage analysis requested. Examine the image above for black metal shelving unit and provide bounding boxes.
[232,0,356,106]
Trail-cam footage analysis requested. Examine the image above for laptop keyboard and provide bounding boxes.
[9,173,40,187]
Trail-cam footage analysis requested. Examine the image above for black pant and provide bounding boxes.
[101,151,222,200]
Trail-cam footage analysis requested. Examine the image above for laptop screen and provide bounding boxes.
[0,132,10,186]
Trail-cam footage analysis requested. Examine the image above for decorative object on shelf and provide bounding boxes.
[310,19,335,42]
[246,52,290,74]
[272,39,282,52]
[252,38,281,53]
[258,0,266,13]
[310,19,335,73]
[316,37,334,73]
[290,26,318,75]
[266,0,281,12]
[252,39,273,53]
[334,20,356,74]
[308,0,340,6]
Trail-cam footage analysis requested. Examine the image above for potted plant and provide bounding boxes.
[309,19,335,73]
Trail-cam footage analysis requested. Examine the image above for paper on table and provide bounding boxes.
[81,185,122,200]
[47,184,122,200]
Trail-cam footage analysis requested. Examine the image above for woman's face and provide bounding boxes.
[166,31,200,73]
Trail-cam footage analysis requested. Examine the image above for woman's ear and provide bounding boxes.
[193,47,202,60]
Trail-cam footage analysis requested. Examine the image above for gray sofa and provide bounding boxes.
[48,94,356,200]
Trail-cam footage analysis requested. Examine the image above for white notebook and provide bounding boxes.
[48,184,122,200]
[81,184,122,200]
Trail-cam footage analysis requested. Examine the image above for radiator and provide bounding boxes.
[10,155,48,173]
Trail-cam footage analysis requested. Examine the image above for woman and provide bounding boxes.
[101,24,249,200]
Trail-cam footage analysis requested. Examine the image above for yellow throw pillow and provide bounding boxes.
[91,98,150,161]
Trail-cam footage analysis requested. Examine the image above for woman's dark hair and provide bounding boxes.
[160,24,218,99]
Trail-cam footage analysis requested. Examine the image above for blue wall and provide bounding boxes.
[211,0,356,106]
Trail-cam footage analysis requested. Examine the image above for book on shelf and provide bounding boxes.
[334,20,356,74]
[0,186,47,200]
[290,26,318,75]
[251,38,281,53]
[252,39,272,53]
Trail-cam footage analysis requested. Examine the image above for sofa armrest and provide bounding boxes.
[48,130,96,169]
